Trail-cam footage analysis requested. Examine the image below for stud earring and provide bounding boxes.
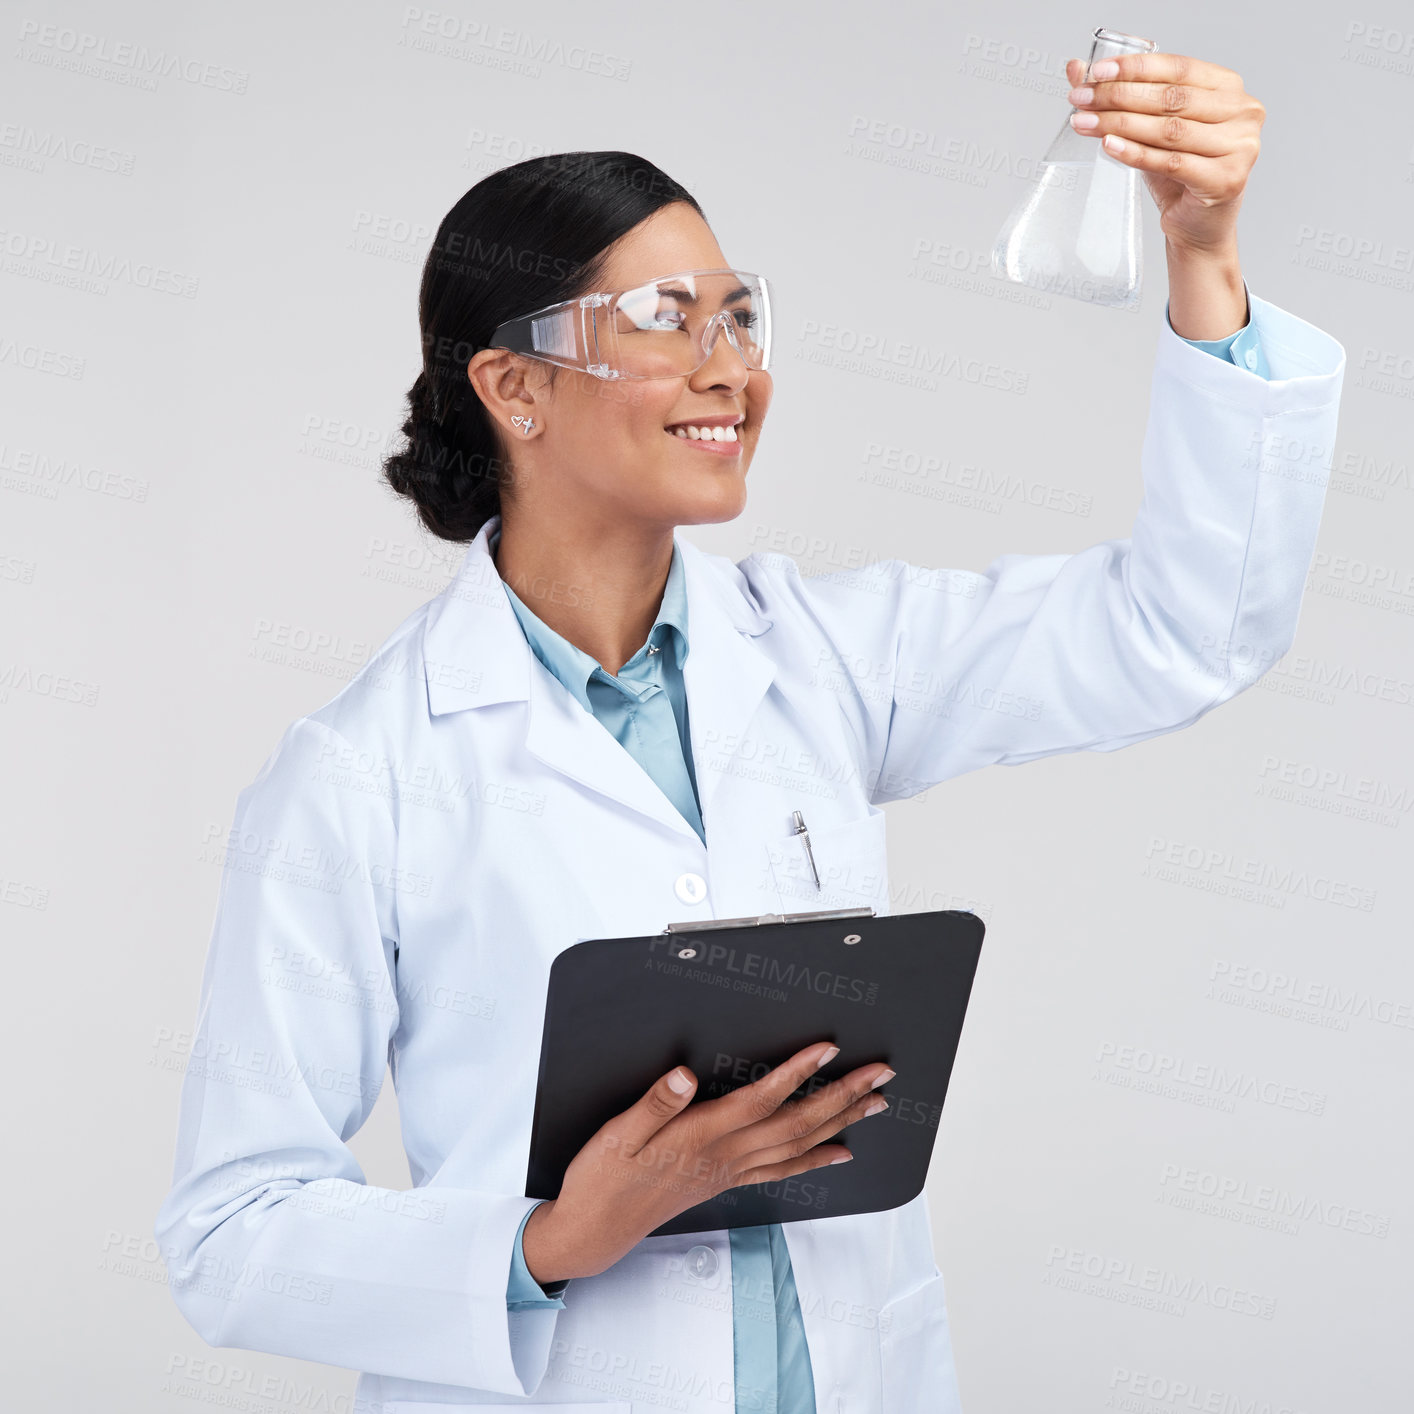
[510,414,535,435]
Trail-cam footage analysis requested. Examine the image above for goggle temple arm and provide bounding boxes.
[494,296,617,379]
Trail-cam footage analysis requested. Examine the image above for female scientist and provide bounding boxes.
[157,51,1345,1414]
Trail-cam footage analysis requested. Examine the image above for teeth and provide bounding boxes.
[670,424,739,441]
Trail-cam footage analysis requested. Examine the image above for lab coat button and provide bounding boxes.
[1244,347,1257,369]
[685,1244,718,1279]
[674,872,707,904]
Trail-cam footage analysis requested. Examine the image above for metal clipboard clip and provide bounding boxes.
[664,906,874,934]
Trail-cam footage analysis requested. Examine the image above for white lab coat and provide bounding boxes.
[156,290,1344,1413]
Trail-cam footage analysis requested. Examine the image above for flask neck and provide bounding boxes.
[1085,27,1157,75]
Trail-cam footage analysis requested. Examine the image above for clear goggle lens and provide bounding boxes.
[495,268,772,381]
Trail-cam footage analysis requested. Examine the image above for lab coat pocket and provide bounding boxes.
[762,807,890,914]
[877,1272,958,1411]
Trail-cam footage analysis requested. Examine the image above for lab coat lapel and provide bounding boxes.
[524,655,700,839]
[421,517,776,843]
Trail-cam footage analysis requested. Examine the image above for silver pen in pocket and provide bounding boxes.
[791,810,821,890]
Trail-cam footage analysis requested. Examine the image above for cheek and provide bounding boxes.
[748,371,774,418]
[561,384,681,481]
[562,381,654,438]
[622,386,686,447]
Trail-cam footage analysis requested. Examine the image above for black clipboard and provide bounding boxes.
[525,906,985,1236]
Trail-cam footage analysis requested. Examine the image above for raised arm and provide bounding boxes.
[744,288,1344,803]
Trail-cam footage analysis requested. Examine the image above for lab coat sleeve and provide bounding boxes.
[751,289,1344,804]
[154,715,561,1395]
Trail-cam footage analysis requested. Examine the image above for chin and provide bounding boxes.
[672,482,749,528]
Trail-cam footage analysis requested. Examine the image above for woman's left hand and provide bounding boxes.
[1065,51,1265,257]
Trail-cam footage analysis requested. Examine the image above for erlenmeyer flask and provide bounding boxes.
[991,27,1158,308]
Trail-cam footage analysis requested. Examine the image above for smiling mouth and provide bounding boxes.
[663,416,744,454]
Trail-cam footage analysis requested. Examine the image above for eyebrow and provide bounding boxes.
[654,282,752,306]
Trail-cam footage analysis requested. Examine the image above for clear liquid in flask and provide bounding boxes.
[991,27,1157,309]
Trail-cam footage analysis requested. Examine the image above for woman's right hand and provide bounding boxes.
[520,1041,894,1284]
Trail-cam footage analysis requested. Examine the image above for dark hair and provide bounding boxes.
[381,151,704,542]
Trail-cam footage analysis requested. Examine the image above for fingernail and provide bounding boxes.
[865,1098,889,1117]
[1068,86,1093,104]
[870,1068,896,1091]
[668,1068,693,1093]
[1103,134,1126,155]
[1090,58,1118,79]
[830,1153,854,1164]
[1069,110,1098,130]
[816,1045,840,1071]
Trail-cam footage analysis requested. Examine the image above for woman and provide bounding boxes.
[157,52,1345,1414]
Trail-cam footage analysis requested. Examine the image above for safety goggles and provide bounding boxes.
[489,267,772,382]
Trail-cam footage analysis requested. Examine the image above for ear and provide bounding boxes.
[467,348,543,439]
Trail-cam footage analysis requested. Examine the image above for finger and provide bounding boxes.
[1094,134,1250,201]
[733,1087,890,1176]
[1070,78,1246,125]
[708,1041,845,1129]
[1082,50,1239,94]
[609,1064,699,1156]
[1068,108,1239,159]
[725,1060,894,1159]
[734,1142,855,1191]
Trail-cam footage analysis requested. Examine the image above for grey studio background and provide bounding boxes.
[3,0,1411,1409]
